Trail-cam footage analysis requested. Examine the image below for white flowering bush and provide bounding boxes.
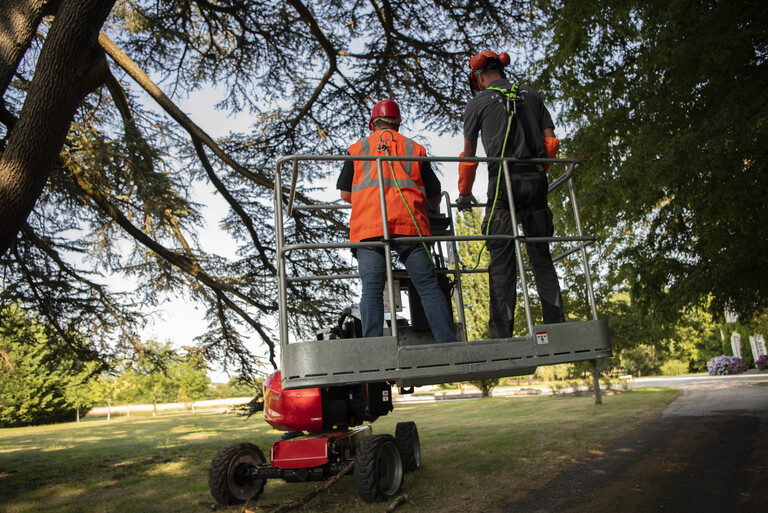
[706,355,748,375]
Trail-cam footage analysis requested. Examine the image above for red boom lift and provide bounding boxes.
[207,152,612,504]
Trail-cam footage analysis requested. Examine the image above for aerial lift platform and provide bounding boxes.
[274,154,612,391]
[207,154,612,506]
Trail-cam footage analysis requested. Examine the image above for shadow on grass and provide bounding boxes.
[0,410,274,509]
[1,391,681,513]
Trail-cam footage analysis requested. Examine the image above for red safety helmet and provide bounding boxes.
[368,99,402,131]
[469,50,511,94]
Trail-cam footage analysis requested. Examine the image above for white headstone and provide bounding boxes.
[730,332,742,358]
[756,334,767,357]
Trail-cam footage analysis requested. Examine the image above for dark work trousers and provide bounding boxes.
[482,171,565,339]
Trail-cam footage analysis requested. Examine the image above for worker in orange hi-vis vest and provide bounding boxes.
[337,99,456,343]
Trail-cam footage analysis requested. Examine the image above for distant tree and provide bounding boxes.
[619,344,662,378]
[62,361,103,422]
[454,209,492,342]
[92,372,127,421]
[668,305,721,372]
[129,340,175,416]
[472,379,499,398]
[604,291,722,375]
[170,349,210,414]
[454,209,500,396]
[0,306,102,427]
[226,374,264,398]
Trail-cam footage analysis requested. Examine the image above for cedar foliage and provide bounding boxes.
[0,1,538,375]
[535,0,768,324]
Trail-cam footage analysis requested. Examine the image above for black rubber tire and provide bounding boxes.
[208,442,266,505]
[395,421,421,472]
[353,434,404,503]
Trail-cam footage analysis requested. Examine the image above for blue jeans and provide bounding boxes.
[357,243,457,343]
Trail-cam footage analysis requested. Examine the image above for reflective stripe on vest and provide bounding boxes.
[347,131,431,242]
[350,136,425,196]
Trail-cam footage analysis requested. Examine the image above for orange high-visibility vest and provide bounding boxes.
[348,130,430,243]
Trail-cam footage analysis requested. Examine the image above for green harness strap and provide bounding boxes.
[463,84,519,271]
[377,132,434,266]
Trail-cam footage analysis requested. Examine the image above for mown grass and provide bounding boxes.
[0,388,679,513]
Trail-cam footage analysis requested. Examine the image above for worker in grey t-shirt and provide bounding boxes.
[458,50,565,338]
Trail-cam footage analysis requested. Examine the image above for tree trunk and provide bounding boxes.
[0,0,115,257]
[76,405,80,422]
[0,0,47,99]
[591,359,602,405]
[106,398,111,421]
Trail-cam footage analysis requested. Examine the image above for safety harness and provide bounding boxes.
[463,84,521,271]
[375,130,434,265]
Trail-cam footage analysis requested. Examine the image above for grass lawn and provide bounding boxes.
[0,388,679,513]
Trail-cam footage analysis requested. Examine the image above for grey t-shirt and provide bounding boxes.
[463,79,554,177]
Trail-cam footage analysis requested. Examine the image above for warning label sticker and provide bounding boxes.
[536,332,549,345]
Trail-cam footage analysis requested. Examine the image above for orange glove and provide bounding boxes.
[543,137,560,173]
[458,152,478,196]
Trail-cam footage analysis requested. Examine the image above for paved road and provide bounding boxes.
[631,373,768,416]
[502,372,768,513]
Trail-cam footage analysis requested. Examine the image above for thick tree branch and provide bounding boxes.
[0,0,115,257]
[101,65,203,266]
[98,31,269,187]
[191,138,277,274]
[66,159,267,307]
[193,0,241,16]
[0,101,17,132]
[284,0,339,125]
[103,67,133,125]
[214,289,277,369]
[0,0,47,98]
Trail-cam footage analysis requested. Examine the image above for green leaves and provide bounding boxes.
[454,209,491,341]
[0,306,100,427]
[536,0,768,323]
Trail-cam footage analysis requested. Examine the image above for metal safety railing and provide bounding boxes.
[273,154,599,349]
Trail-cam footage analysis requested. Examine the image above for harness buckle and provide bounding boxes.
[377,129,395,153]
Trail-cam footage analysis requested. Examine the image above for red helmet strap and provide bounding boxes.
[469,71,481,93]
